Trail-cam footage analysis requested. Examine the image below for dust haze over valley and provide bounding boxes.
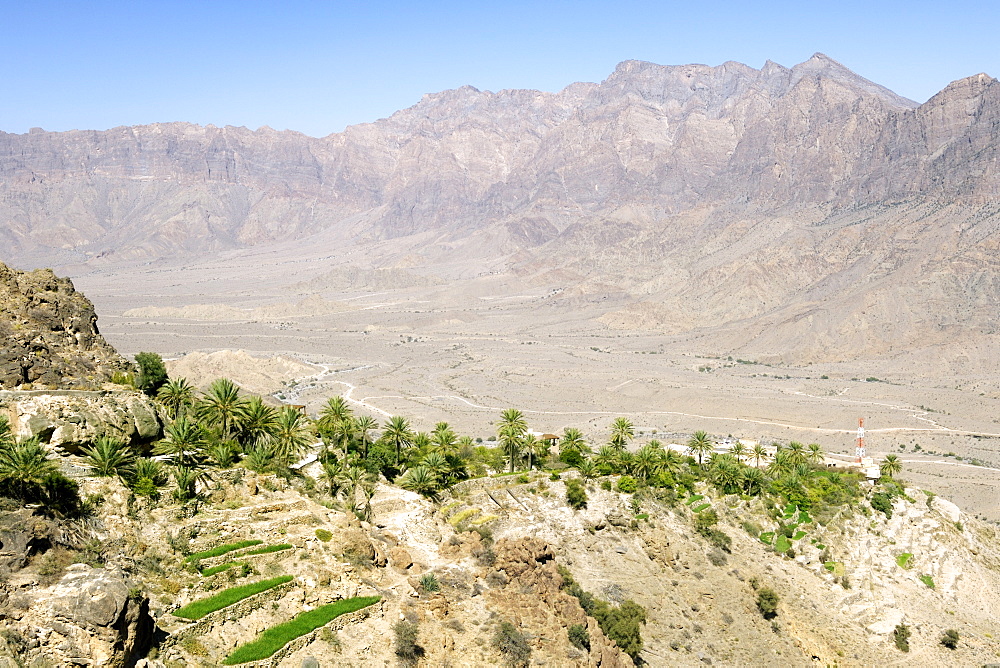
[7,53,1000,519]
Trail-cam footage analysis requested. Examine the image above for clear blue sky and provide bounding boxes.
[3,0,997,137]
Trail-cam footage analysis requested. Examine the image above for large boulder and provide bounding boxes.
[0,390,165,451]
[5,564,155,668]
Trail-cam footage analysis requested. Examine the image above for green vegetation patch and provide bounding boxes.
[242,543,293,557]
[774,534,791,553]
[896,553,914,569]
[685,494,704,505]
[797,511,812,524]
[173,576,293,620]
[824,561,845,576]
[634,513,649,520]
[223,596,380,664]
[315,529,332,542]
[919,574,935,589]
[692,502,711,513]
[758,531,774,545]
[186,540,264,562]
[791,530,807,541]
[201,561,240,577]
[449,508,481,526]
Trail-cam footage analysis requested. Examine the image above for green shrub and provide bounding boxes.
[568,623,590,651]
[135,352,168,395]
[558,567,646,661]
[756,587,779,619]
[600,479,612,491]
[919,574,935,589]
[565,479,588,510]
[692,502,711,513]
[940,628,959,649]
[492,621,531,667]
[315,529,332,542]
[871,492,893,518]
[185,540,263,562]
[616,476,638,493]
[419,572,440,592]
[223,596,380,664]
[896,553,913,569]
[893,623,910,652]
[549,472,561,481]
[173,576,292,619]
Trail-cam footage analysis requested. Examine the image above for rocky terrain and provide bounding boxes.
[0,261,131,389]
[2,464,999,667]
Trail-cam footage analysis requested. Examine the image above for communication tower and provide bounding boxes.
[855,417,865,463]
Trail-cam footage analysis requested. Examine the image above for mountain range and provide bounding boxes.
[2,53,1000,369]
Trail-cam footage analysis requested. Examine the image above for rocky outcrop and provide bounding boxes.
[0,389,164,451]
[0,262,131,389]
[2,564,155,668]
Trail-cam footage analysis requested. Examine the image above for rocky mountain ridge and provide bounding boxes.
[3,54,1000,368]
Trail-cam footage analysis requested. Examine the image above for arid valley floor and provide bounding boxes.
[73,250,1000,523]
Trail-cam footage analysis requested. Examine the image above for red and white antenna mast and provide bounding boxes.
[855,418,866,463]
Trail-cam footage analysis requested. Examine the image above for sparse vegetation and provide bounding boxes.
[559,566,646,661]
[492,621,531,667]
[893,623,911,652]
[756,587,780,619]
[393,619,423,666]
[940,628,959,649]
[565,478,588,509]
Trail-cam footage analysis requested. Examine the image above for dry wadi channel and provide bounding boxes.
[84,286,1000,524]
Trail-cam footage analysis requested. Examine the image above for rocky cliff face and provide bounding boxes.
[0,262,130,389]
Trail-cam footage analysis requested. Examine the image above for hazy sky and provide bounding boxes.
[4,0,997,137]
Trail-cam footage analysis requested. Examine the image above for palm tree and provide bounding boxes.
[880,454,903,479]
[156,377,196,419]
[786,442,808,466]
[751,443,768,468]
[497,409,528,473]
[270,406,314,467]
[197,378,246,440]
[609,417,634,452]
[396,466,439,499]
[0,416,12,446]
[807,443,825,466]
[687,431,713,468]
[235,396,279,450]
[318,395,354,453]
[206,441,238,468]
[730,441,747,463]
[595,445,620,473]
[80,436,136,479]
[0,437,58,501]
[662,448,684,475]
[421,452,450,480]
[431,425,457,456]
[171,465,211,502]
[560,427,589,456]
[633,445,662,481]
[383,415,413,466]
[767,449,796,478]
[710,456,742,494]
[354,415,378,459]
[154,416,207,469]
[741,467,768,496]
[577,459,598,479]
